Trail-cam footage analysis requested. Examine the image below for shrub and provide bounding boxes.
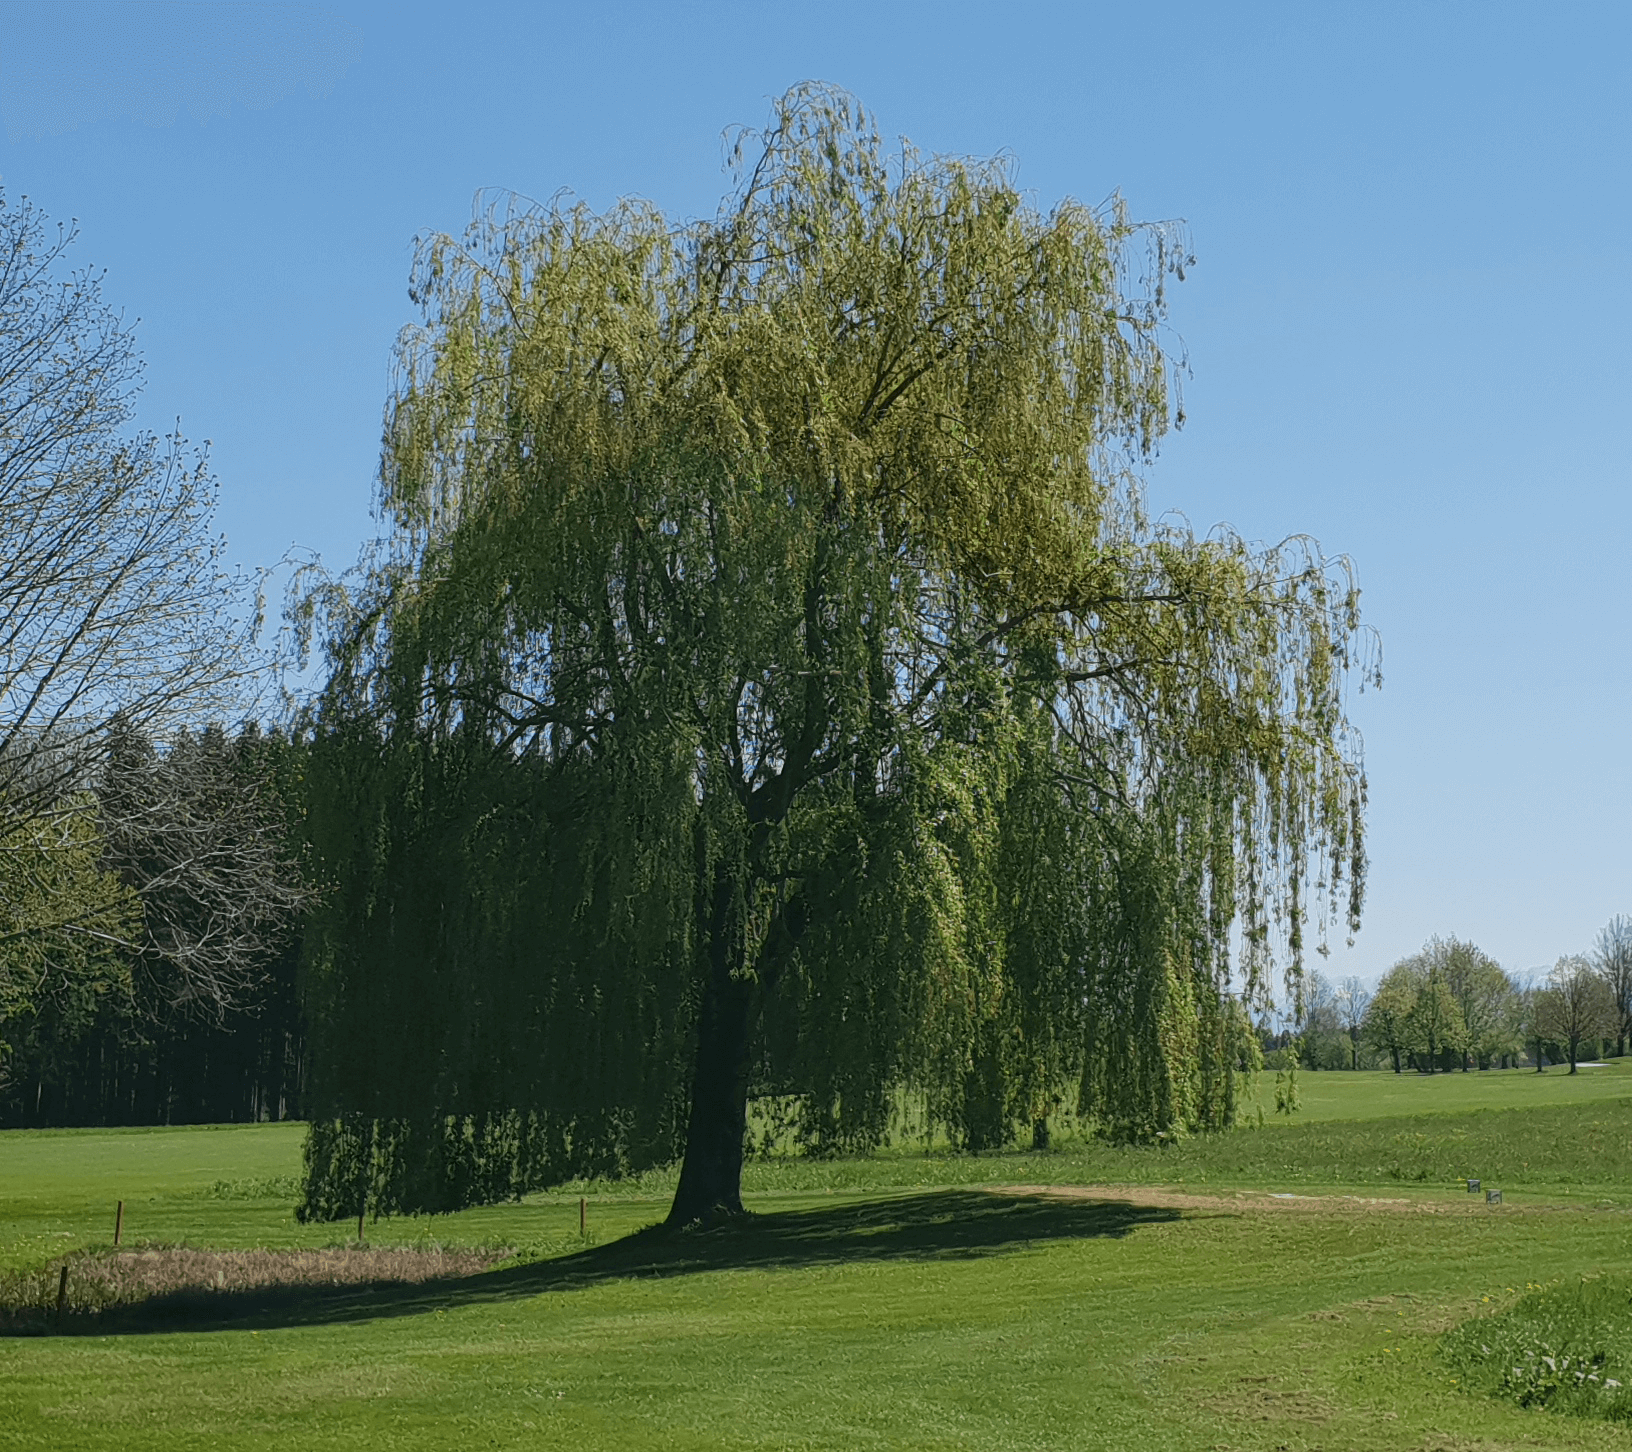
[1442,1275,1632,1422]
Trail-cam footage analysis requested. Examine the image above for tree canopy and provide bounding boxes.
[1536,956,1616,1074]
[1593,915,1632,1058]
[1360,938,1525,1074]
[296,86,1374,1226]
[0,191,284,1029]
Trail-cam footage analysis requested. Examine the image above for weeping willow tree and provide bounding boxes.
[295,85,1373,1227]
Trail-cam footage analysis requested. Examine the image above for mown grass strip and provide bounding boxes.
[547,1095,1632,1201]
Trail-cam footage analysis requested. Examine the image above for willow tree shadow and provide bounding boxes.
[42,1189,1185,1337]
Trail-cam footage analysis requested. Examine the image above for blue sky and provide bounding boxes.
[2,0,1627,984]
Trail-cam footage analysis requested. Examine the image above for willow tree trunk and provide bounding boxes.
[667,976,756,1225]
[667,863,760,1228]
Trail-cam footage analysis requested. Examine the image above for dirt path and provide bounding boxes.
[992,1183,1514,1216]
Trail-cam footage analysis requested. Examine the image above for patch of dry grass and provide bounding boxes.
[0,1244,506,1333]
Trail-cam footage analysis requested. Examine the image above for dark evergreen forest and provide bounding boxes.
[0,938,303,1128]
[0,723,307,1128]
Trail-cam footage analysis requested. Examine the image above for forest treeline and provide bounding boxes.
[1270,927,1632,1077]
[0,724,305,1128]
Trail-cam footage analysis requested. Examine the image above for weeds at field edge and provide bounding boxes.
[1441,1274,1632,1424]
[0,1244,506,1334]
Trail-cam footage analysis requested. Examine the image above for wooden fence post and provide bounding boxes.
[114,1200,124,1246]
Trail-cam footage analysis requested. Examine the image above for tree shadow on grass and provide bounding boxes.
[28,1188,1188,1337]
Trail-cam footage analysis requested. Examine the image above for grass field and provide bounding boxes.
[4,1068,1632,1449]
[1287,1058,1632,1122]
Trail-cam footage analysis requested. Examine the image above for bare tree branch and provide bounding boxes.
[0,191,276,1021]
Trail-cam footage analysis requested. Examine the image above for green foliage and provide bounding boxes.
[1443,1276,1632,1421]
[1273,1043,1301,1115]
[0,795,137,1037]
[296,85,1371,1218]
[1406,973,1467,1070]
[1437,938,1519,1068]
[294,730,699,1217]
[1364,939,1522,1075]
[1,724,307,1127]
[1363,967,1417,1072]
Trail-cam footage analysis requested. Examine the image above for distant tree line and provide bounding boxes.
[0,723,305,1127]
[1264,919,1632,1076]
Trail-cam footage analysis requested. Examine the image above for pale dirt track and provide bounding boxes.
[991,1183,1539,1216]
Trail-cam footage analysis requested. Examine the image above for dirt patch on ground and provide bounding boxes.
[993,1184,1506,1216]
[0,1245,507,1333]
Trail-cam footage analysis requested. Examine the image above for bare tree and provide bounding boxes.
[1534,956,1617,1074]
[97,721,305,1020]
[1294,970,1361,1070]
[1593,915,1632,1058]
[1511,970,1547,1071]
[1335,975,1372,1070]
[0,192,274,1013]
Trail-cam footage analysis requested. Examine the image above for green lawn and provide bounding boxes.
[1289,1056,1632,1121]
[5,1082,1632,1450]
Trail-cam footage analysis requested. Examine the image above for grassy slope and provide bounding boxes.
[3,1072,1632,1450]
[1289,1058,1632,1122]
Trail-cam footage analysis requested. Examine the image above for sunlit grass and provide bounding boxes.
[5,1078,1632,1448]
[1287,1055,1632,1121]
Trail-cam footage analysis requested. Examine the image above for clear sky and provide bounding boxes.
[2,0,1627,985]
